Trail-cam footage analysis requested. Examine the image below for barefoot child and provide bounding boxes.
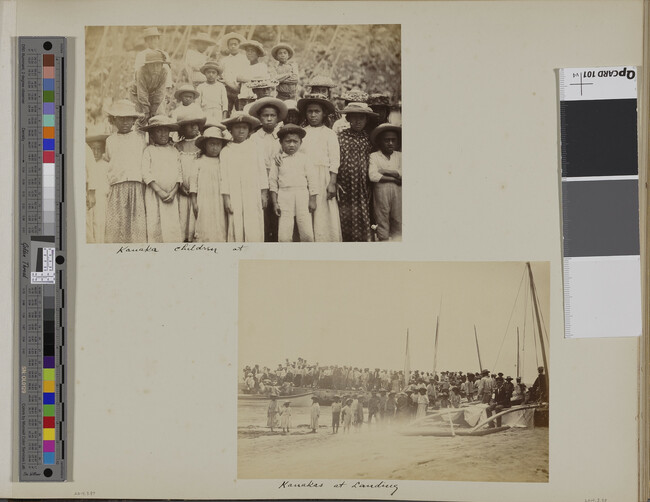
[270,43,299,101]
[219,112,268,242]
[175,109,206,241]
[341,399,353,433]
[298,94,342,241]
[269,124,317,242]
[368,124,402,241]
[280,401,292,434]
[104,100,147,243]
[331,396,342,434]
[141,115,183,243]
[192,126,231,242]
[197,60,228,123]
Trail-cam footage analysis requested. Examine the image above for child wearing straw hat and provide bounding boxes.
[219,112,268,242]
[249,97,287,241]
[297,93,342,242]
[86,129,110,243]
[175,109,206,242]
[283,100,301,125]
[192,126,231,242]
[368,124,402,241]
[170,84,203,121]
[134,27,173,90]
[332,89,369,135]
[337,102,378,242]
[280,401,292,434]
[141,115,183,243]
[269,124,318,243]
[237,40,268,85]
[270,43,299,101]
[196,60,228,123]
[132,50,170,124]
[219,32,248,114]
[104,100,148,243]
[184,32,217,86]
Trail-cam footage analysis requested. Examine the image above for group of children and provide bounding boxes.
[86,28,402,244]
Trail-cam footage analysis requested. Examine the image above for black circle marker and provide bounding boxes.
[43,41,52,51]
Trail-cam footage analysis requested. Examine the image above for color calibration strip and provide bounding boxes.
[559,67,641,339]
[18,37,66,482]
[42,54,56,238]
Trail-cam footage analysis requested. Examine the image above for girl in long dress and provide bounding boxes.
[219,113,268,242]
[141,116,182,243]
[192,127,231,242]
[297,94,342,242]
[267,396,279,432]
[416,388,429,419]
[280,402,292,434]
[310,397,320,433]
[337,103,377,242]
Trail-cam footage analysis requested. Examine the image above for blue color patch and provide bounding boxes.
[43,393,55,405]
[43,139,55,151]
[43,452,55,465]
[43,79,55,91]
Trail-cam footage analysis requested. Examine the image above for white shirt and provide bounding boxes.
[301,125,340,173]
[368,150,402,183]
[269,151,318,195]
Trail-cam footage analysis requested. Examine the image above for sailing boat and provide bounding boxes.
[402,262,550,436]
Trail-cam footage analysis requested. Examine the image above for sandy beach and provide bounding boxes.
[238,401,549,482]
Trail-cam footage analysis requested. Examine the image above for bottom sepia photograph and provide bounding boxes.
[237,260,550,482]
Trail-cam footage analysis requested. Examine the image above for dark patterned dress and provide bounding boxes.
[337,128,372,241]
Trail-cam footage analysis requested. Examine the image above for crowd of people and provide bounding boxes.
[243,358,549,432]
[86,28,402,244]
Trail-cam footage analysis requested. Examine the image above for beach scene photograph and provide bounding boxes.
[238,260,550,482]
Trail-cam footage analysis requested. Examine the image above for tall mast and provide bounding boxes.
[404,328,411,387]
[517,327,520,379]
[474,324,483,372]
[432,315,440,375]
[526,262,549,396]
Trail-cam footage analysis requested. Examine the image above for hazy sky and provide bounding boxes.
[239,261,550,384]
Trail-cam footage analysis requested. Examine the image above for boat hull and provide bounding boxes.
[238,391,314,407]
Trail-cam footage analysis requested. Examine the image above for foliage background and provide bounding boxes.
[85,24,401,128]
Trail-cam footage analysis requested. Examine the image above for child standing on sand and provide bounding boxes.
[267,395,279,432]
[310,397,320,433]
[341,399,353,433]
[331,396,342,434]
[280,401,292,434]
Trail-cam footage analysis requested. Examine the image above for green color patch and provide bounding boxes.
[43,369,55,380]
[43,404,55,417]
[43,91,54,102]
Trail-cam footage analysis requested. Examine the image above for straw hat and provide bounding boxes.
[175,108,207,128]
[271,43,294,60]
[221,111,261,129]
[308,75,336,89]
[342,89,369,103]
[247,78,279,90]
[142,27,161,39]
[143,51,165,65]
[140,115,179,132]
[200,120,226,133]
[277,123,306,141]
[368,93,391,107]
[240,40,265,57]
[341,102,379,118]
[248,97,288,122]
[106,99,141,118]
[369,123,401,146]
[191,32,215,46]
[85,125,109,144]
[200,60,222,75]
[222,32,245,46]
[195,127,233,149]
[173,84,199,101]
[297,93,335,116]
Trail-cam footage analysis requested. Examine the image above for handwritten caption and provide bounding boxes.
[278,480,399,496]
[115,244,247,255]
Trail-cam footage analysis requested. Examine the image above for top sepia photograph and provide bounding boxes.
[84,24,402,244]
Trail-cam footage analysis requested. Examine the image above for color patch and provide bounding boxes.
[43,428,55,441]
[42,440,55,452]
[42,91,54,102]
[43,380,55,393]
[43,127,54,139]
[43,368,55,380]
[43,151,54,163]
[43,102,54,114]
[43,115,55,127]
[43,416,55,428]
[43,405,55,416]
[43,356,55,368]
